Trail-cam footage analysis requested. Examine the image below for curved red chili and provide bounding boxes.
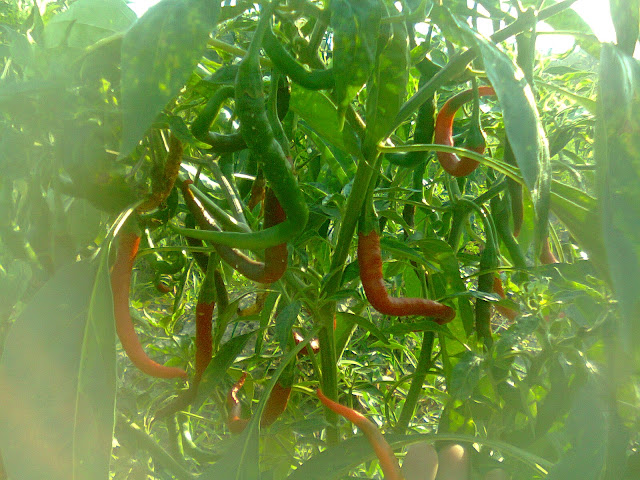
[111,231,187,379]
[317,389,404,480]
[434,86,495,177]
[357,230,455,324]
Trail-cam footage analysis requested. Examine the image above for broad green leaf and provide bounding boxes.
[275,300,301,352]
[364,17,409,149]
[290,85,361,155]
[0,256,116,480]
[120,0,221,156]
[549,181,608,278]
[330,0,382,128]
[462,23,551,250]
[523,0,600,57]
[610,0,639,56]
[335,311,389,345]
[596,44,640,354]
[418,238,473,338]
[43,0,135,49]
[449,350,484,401]
[545,383,607,480]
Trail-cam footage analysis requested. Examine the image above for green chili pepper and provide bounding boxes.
[174,3,308,249]
[263,25,335,90]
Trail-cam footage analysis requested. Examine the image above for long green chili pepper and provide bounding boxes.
[184,213,210,273]
[456,198,498,347]
[263,25,335,90]
[190,85,248,153]
[173,3,308,249]
[385,59,438,168]
[180,180,287,283]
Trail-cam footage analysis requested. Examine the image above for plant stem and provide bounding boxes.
[395,331,435,433]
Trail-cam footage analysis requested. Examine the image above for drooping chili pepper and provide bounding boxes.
[434,86,495,177]
[194,257,216,384]
[317,389,404,480]
[357,229,455,323]
[226,372,249,434]
[539,237,558,264]
[263,24,335,91]
[226,373,292,433]
[492,276,518,321]
[190,85,248,154]
[173,6,309,249]
[111,230,187,379]
[180,180,287,283]
[137,134,183,212]
[260,382,292,427]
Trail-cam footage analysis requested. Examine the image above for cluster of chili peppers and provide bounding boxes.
[106,2,565,475]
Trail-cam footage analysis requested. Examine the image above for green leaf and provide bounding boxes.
[290,85,361,155]
[526,0,600,57]
[194,331,254,408]
[120,0,221,156]
[43,0,136,49]
[545,382,607,480]
[275,300,301,352]
[610,0,639,56]
[596,44,640,354]
[417,238,473,338]
[364,17,409,148]
[330,0,382,128]
[550,181,608,278]
[449,350,484,401]
[461,22,551,250]
[0,257,116,480]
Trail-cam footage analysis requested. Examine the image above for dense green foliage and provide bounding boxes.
[1,0,640,479]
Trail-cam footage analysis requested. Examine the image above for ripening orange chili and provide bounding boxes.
[357,230,455,324]
[293,330,320,356]
[492,276,518,321]
[434,86,495,177]
[194,261,216,384]
[317,389,404,480]
[111,231,187,379]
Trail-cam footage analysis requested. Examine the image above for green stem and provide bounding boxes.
[395,331,435,433]
[318,149,381,444]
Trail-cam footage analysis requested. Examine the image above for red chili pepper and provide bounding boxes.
[227,372,249,434]
[539,238,558,264]
[111,231,187,379]
[226,373,292,433]
[492,276,518,321]
[317,389,404,480]
[434,86,495,177]
[261,382,292,427]
[357,230,455,324]
[194,262,216,384]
